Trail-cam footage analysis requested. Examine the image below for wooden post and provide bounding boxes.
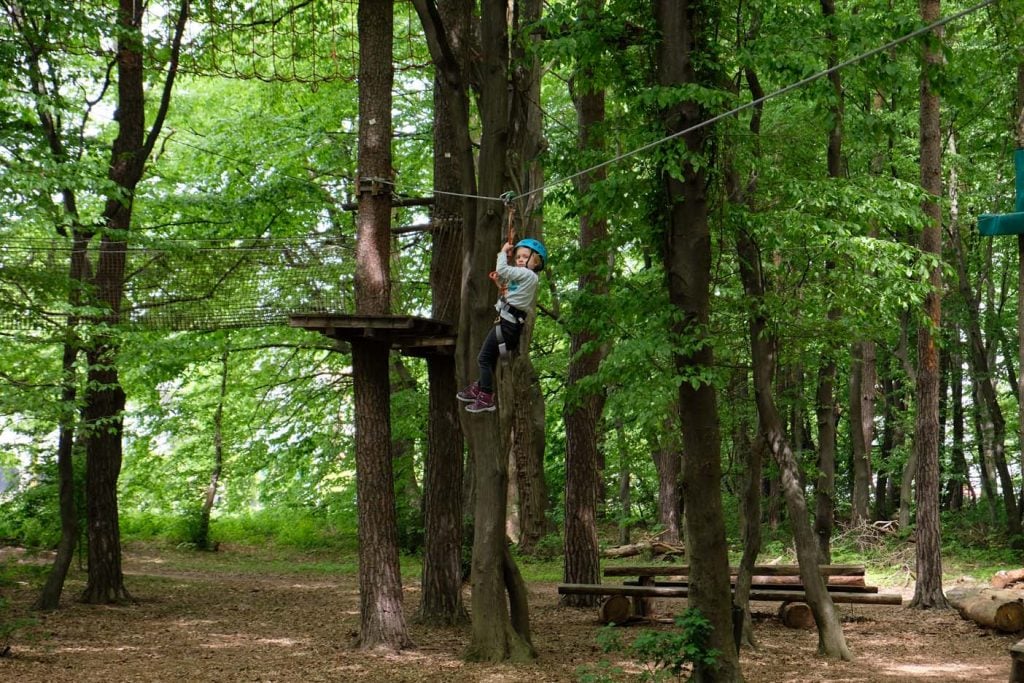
[1010,639,1024,683]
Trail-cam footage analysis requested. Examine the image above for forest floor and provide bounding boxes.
[0,543,1018,682]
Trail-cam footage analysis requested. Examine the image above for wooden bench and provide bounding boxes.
[558,564,902,625]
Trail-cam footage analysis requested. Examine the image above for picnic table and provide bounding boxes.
[558,563,902,624]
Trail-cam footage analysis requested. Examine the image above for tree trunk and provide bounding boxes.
[83,0,187,603]
[413,0,474,628]
[562,0,610,587]
[462,0,534,662]
[737,226,852,660]
[34,337,80,610]
[506,0,550,554]
[351,0,412,650]
[849,339,876,525]
[949,147,1020,536]
[814,0,842,562]
[196,349,228,551]
[35,231,91,609]
[909,0,949,611]
[945,332,966,511]
[651,423,682,545]
[654,2,741,678]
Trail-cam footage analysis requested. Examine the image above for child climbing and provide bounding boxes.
[457,237,547,413]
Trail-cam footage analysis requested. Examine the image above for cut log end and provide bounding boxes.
[778,601,816,629]
[949,588,1024,633]
[600,594,632,625]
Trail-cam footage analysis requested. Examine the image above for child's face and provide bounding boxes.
[514,247,532,267]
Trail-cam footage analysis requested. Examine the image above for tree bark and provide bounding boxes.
[461,0,534,662]
[562,1,609,592]
[413,0,474,628]
[81,0,186,604]
[351,0,412,650]
[947,588,1024,632]
[654,2,742,678]
[909,0,949,611]
[737,228,852,660]
[505,0,550,556]
[196,349,228,551]
[849,339,876,525]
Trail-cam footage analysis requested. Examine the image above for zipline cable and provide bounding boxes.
[511,0,999,204]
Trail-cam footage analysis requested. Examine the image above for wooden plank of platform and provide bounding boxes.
[289,313,456,356]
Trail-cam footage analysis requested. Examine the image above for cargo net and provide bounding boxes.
[181,0,426,84]
[0,235,428,333]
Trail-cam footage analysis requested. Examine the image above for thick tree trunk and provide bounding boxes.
[461,0,534,662]
[654,2,741,678]
[413,0,473,628]
[910,0,949,611]
[351,0,412,650]
[504,0,549,557]
[80,0,186,606]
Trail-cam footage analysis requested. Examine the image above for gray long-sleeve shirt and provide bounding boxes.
[494,250,538,315]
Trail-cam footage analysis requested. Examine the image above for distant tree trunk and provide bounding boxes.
[971,381,1000,525]
[949,142,1019,536]
[413,0,474,628]
[35,336,81,610]
[737,224,852,660]
[814,0,842,563]
[561,0,609,605]
[654,2,741,678]
[351,0,412,650]
[617,447,631,546]
[909,0,948,610]
[196,349,228,551]
[651,421,682,545]
[945,333,966,511]
[850,339,876,525]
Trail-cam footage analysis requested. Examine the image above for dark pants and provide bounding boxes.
[477,319,522,393]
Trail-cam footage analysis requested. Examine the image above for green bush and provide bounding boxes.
[578,608,720,682]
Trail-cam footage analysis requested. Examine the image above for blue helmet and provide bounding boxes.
[515,238,547,270]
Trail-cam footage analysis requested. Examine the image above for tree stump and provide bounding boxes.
[778,601,816,629]
[600,595,632,625]
[1010,639,1024,682]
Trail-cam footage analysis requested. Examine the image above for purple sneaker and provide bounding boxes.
[465,391,495,413]
[457,382,481,403]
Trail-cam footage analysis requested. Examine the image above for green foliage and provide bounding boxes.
[578,609,720,682]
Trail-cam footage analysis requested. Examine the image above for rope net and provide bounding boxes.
[0,235,430,333]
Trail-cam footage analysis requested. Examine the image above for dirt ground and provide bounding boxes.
[0,544,1018,682]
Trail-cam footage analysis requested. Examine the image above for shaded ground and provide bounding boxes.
[0,544,1017,682]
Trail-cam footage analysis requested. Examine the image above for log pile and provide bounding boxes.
[601,540,685,559]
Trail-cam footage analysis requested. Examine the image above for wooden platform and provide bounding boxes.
[289,314,456,357]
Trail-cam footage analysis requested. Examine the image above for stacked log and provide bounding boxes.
[947,587,1024,633]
